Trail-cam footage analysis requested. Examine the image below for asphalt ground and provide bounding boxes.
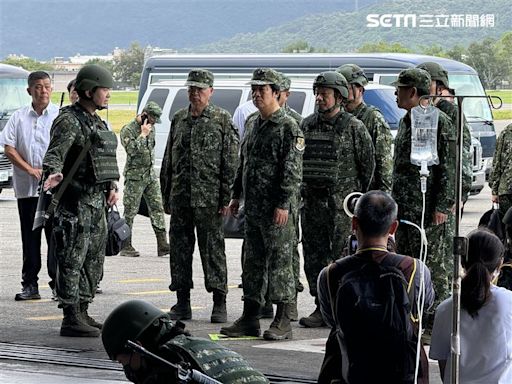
[1,122,510,383]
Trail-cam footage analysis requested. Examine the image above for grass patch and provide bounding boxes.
[493,109,512,121]
[51,91,139,106]
[486,90,512,105]
[98,110,136,133]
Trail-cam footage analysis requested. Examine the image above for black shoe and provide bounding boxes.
[15,285,41,301]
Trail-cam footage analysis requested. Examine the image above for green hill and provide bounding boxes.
[189,0,511,53]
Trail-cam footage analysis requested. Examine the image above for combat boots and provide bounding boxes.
[169,290,192,320]
[258,300,274,319]
[263,302,293,340]
[289,292,299,322]
[220,299,261,337]
[60,306,100,337]
[119,237,140,257]
[211,290,227,323]
[156,231,170,257]
[79,302,103,329]
[298,297,326,328]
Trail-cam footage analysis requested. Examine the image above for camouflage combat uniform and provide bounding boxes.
[160,103,239,294]
[300,110,375,298]
[490,123,512,217]
[120,118,166,235]
[232,107,304,305]
[350,101,393,192]
[43,103,119,306]
[392,110,456,305]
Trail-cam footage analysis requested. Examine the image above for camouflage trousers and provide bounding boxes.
[242,214,296,306]
[169,206,227,294]
[123,173,166,233]
[498,194,512,219]
[396,216,454,307]
[52,191,106,306]
[301,192,351,297]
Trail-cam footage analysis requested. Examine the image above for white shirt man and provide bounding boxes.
[0,71,59,301]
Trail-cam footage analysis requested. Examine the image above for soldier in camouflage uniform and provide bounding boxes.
[43,64,120,337]
[391,68,456,308]
[102,300,269,384]
[416,62,472,202]
[336,64,393,192]
[220,68,304,341]
[119,101,170,258]
[160,69,239,324]
[299,71,375,328]
[490,123,512,217]
[416,62,473,304]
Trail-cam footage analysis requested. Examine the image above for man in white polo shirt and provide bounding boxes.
[0,71,59,301]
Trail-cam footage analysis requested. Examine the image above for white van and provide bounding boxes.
[139,77,485,195]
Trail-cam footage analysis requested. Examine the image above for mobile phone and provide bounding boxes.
[141,113,148,125]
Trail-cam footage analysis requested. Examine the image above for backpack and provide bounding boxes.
[327,252,417,384]
[105,205,131,256]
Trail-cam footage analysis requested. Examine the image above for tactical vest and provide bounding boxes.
[162,335,269,384]
[89,129,120,183]
[302,112,352,188]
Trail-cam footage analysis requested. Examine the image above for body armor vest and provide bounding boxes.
[162,335,269,384]
[89,129,120,183]
[302,112,352,188]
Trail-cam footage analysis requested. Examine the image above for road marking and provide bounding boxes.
[118,278,166,283]
[253,338,327,354]
[27,315,62,321]
[209,334,259,341]
[126,290,170,295]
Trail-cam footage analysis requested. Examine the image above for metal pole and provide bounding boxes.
[450,96,464,384]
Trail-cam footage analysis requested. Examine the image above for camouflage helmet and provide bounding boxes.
[390,68,431,95]
[102,300,167,360]
[336,64,369,87]
[75,64,113,91]
[416,62,449,88]
[313,71,349,99]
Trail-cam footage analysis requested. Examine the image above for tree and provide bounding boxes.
[495,31,512,84]
[463,38,506,89]
[85,58,115,75]
[356,41,411,53]
[421,44,448,58]
[1,57,54,71]
[282,40,315,53]
[112,42,145,88]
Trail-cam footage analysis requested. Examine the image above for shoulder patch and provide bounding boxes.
[295,136,305,151]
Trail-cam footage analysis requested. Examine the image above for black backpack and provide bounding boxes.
[327,253,417,384]
[105,206,131,256]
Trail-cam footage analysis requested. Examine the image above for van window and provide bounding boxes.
[145,88,169,110]
[168,89,243,119]
[364,88,406,130]
[287,91,306,114]
[448,74,493,125]
[0,78,31,131]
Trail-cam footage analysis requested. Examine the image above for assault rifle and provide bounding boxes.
[125,340,222,384]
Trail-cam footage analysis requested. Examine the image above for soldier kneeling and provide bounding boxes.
[102,299,269,384]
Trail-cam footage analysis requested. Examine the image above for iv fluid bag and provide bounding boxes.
[410,105,439,166]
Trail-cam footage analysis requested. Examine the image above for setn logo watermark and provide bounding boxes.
[366,14,495,28]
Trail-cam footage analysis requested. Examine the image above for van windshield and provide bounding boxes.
[0,78,31,120]
[448,74,493,122]
[379,74,493,123]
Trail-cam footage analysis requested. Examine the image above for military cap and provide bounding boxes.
[143,101,162,123]
[277,72,291,91]
[185,68,214,89]
[248,68,280,86]
[416,62,449,88]
[336,64,368,87]
[391,68,431,94]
